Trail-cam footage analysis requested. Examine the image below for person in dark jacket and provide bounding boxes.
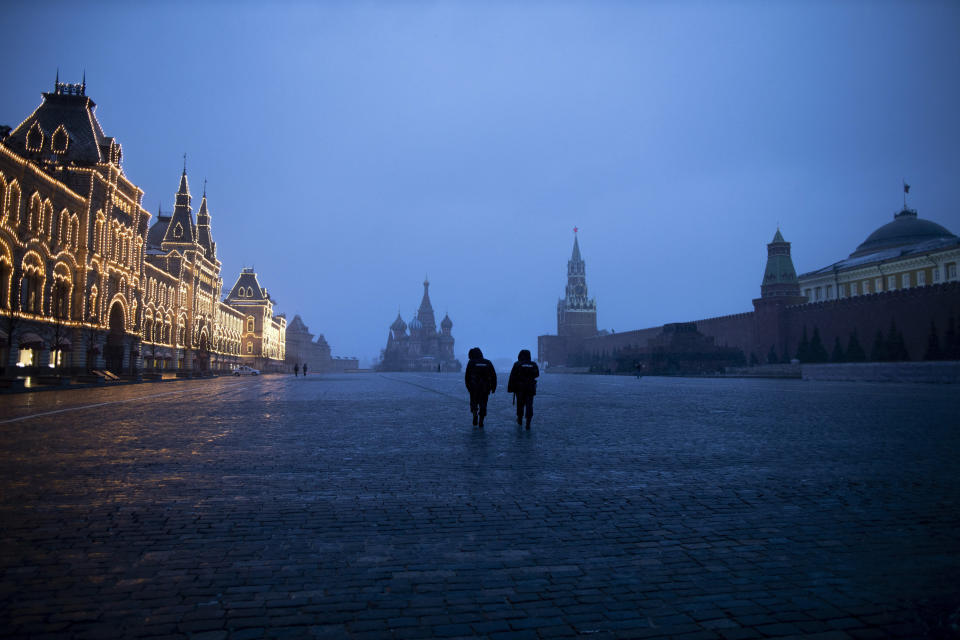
[464,347,497,427]
[294,363,299,377]
[507,349,539,429]
[303,362,308,376]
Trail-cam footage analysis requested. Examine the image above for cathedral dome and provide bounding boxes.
[409,316,422,331]
[390,313,406,333]
[440,314,453,330]
[850,209,956,258]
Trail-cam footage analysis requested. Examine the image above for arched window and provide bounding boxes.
[51,263,72,319]
[247,286,254,297]
[0,251,12,310]
[58,210,70,249]
[247,341,253,354]
[93,213,105,255]
[70,215,79,251]
[28,193,41,231]
[0,174,6,225]
[246,316,255,333]
[6,181,20,227]
[20,253,45,314]
[42,200,53,238]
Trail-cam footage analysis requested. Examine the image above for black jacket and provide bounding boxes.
[507,360,539,395]
[465,358,497,394]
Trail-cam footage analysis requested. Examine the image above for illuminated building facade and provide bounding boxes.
[0,77,286,376]
[223,268,286,370]
[379,279,461,372]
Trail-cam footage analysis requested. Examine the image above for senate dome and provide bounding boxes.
[850,208,957,258]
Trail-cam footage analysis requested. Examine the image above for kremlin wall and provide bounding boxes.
[540,207,960,373]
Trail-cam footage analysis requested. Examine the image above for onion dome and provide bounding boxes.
[409,316,423,331]
[850,208,957,258]
[390,313,406,333]
[441,314,453,330]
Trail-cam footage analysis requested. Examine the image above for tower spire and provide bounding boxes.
[557,229,597,338]
[164,161,195,245]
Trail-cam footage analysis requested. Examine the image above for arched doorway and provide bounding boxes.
[105,302,125,373]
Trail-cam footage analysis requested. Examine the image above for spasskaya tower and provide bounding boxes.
[557,229,598,338]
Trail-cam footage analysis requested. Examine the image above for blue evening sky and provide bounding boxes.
[2,1,958,364]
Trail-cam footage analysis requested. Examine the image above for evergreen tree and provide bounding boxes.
[796,326,810,363]
[846,329,866,362]
[831,336,845,362]
[945,316,959,360]
[870,329,887,362]
[924,320,943,361]
[809,327,829,363]
[767,344,778,364]
[886,319,910,361]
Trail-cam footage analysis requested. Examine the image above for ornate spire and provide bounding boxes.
[196,185,215,259]
[163,164,195,245]
[417,278,437,334]
[571,229,582,262]
[557,229,597,337]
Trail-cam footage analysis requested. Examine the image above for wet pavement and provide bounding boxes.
[0,372,958,639]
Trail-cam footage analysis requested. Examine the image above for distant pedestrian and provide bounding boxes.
[303,363,308,376]
[465,347,497,428]
[507,349,539,429]
[294,363,300,377]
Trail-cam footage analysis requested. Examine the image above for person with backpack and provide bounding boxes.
[464,347,497,428]
[507,349,539,429]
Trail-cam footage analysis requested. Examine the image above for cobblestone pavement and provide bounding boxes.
[1,373,959,639]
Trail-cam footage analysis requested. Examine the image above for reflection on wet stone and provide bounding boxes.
[0,374,959,638]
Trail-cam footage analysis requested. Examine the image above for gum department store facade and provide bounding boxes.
[0,78,285,377]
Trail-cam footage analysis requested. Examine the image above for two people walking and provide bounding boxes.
[464,347,539,429]
[293,363,308,377]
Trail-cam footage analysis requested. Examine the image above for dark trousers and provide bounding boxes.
[469,391,490,417]
[516,392,534,420]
